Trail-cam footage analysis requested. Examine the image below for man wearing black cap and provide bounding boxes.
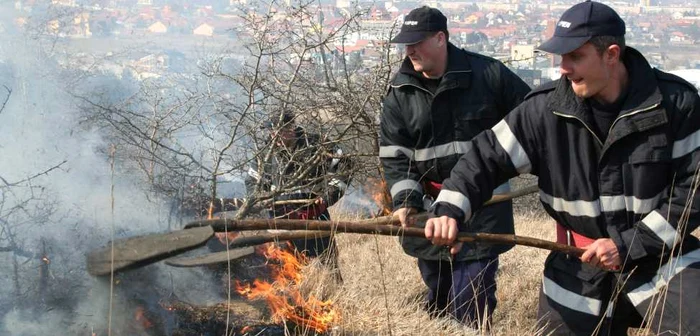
[424,1,700,334]
[379,6,530,328]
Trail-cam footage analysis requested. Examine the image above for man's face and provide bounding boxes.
[559,43,612,99]
[405,32,445,76]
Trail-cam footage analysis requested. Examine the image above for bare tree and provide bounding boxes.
[77,1,401,220]
[0,85,67,313]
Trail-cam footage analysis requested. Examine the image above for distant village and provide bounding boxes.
[7,0,700,87]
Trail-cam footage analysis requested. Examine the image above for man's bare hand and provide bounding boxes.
[580,238,621,270]
[425,216,463,255]
[393,207,418,227]
[314,197,327,207]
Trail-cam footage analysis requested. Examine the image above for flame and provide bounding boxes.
[364,177,392,217]
[207,200,215,219]
[235,243,339,332]
[134,306,153,329]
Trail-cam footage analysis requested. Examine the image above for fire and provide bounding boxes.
[235,243,340,332]
[134,306,154,329]
[364,177,392,217]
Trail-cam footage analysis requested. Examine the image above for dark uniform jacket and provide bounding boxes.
[380,43,531,261]
[432,47,700,316]
[246,127,352,218]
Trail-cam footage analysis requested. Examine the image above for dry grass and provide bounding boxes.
[292,211,553,335]
[292,208,700,335]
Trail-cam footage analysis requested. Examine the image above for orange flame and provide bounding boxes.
[134,306,153,329]
[364,177,392,217]
[235,243,339,332]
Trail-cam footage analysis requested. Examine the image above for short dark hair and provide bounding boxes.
[589,35,626,59]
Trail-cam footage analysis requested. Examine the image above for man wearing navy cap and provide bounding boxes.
[379,6,530,328]
[425,1,700,334]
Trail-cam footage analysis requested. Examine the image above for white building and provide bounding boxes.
[193,23,214,37]
[148,21,167,34]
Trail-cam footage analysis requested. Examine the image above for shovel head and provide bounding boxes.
[86,226,215,276]
[165,246,256,267]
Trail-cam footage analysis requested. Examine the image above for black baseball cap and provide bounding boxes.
[537,1,625,55]
[390,6,447,45]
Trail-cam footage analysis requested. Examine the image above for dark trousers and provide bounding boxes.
[418,256,499,327]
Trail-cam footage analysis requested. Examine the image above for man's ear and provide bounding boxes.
[437,31,447,47]
[606,44,621,64]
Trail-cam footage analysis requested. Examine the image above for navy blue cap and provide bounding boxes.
[390,6,447,45]
[537,1,625,55]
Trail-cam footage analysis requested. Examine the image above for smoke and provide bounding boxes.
[0,4,224,335]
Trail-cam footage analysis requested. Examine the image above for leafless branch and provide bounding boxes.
[0,160,67,189]
[0,85,10,116]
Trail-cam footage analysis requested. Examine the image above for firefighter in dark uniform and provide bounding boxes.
[426,2,700,334]
[246,112,352,274]
[379,6,530,327]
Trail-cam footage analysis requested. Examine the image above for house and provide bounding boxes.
[51,0,76,6]
[129,52,169,78]
[148,21,167,33]
[193,23,214,36]
[669,31,691,44]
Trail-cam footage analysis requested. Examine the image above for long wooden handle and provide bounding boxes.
[185,218,584,257]
[226,231,331,249]
[303,184,541,227]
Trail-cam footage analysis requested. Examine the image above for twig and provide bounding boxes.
[0,160,67,188]
[373,235,393,336]
[108,145,116,336]
[0,85,10,116]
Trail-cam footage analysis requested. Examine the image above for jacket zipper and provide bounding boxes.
[390,70,472,97]
[390,70,472,179]
[552,101,661,148]
[392,83,434,97]
[606,102,661,136]
[552,111,604,146]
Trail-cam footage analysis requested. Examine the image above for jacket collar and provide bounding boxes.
[391,43,472,92]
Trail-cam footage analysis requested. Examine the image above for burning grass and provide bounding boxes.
[237,208,700,335]
[235,243,340,334]
[206,174,700,335]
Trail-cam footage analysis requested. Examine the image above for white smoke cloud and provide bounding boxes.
[0,4,224,335]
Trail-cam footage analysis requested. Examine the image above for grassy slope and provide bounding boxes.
[299,204,699,335]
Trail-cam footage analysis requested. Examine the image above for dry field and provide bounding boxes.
[298,210,552,336]
[288,202,699,335]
